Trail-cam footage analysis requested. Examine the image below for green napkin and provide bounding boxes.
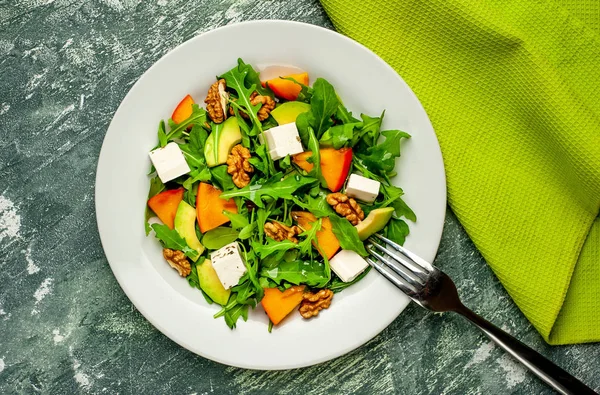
[321,0,600,345]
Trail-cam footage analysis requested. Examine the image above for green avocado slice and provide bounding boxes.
[174,201,204,261]
[204,117,242,167]
[271,101,311,125]
[197,258,231,306]
[355,207,395,241]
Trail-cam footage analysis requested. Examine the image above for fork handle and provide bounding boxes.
[454,304,597,395]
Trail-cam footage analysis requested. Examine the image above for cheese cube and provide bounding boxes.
[345,174,381,203]
[329,249,370,282]
[260,123,304,160]
[148,142,190,183]
[211,242,247,289]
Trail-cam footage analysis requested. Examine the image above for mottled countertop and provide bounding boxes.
[1,1,599,394]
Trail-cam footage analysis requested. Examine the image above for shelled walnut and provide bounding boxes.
[299,289,334,318]
[326,193,365,225]
[227,144,254,188]
[162,248,191,277]
[264,221,301,243]
[205,79,228,123]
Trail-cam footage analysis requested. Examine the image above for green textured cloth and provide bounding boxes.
[321,0,600,345]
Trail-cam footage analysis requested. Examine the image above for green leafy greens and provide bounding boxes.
[144,58,415,331]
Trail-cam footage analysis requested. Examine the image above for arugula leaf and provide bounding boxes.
[238,58,272,97]
[296,112,310,148]
[201,227,239,250]
[298,218,332,282]
[357,130,411,176]
[297,218,322,256]
[296,78,340,145]
[220,173,317,208]
[210,165,236,191]
[260,260,328,287]
[296,85,312,102]
[352,113,383,149]
[380,184,416,221]
[259,276,277,289]
[390,195,416,222]
[220,59,263,136]
[224,303,249,328]
[145,176,166,235]
[182,167,211,191]
[150,224,198,259]
[256,206,272,242]
[182,181,199,207]
[335,103,360,124]
[328,266,372,293]
[165,105,208,142]
[232,106,252,147]
[328,215,368,256]
[307,78,339,137]
[241,248,263,301]
[306,127,324,187]
[249,143,268,175]
[157,120,168,147]
[232,280,255,305]
[189,124,208,161]
[179,143,204,170]
[214,294,250,329]
[251,239,297,260]
[320,122,359,149]
[279,155,292,170]
[293,194,334,218]
[238,222,257,240]
[224,211,250,230]
[385,218,410,245]
[187,262,201,289]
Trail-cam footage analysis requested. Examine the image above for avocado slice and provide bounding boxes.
[271,101,311,125]
[204,117,242,167]
[355,207,395,241]
[174,201,204,261]
[197,258,231,305]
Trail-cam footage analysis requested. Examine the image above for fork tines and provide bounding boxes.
[366,233,433,296]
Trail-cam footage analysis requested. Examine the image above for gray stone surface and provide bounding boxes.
[0,0,598,394]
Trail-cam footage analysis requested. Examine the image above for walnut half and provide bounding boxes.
[205,79,229,123]
[326,193,365,225]
[227,144,254,188]
[163,248,191,277]
[264,221,301,243]
[299,289,334,319]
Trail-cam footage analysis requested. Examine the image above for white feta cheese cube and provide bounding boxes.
[210,242,247,289]
[345,173,381,203]
[260,123,304,160]
[148,142,190,183]
[329,249,370,282]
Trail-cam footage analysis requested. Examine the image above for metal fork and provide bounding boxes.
[366,234,597,395]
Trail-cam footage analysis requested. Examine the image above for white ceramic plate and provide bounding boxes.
[95,20,446,370]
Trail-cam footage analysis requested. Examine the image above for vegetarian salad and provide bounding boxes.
[145,59,415,330]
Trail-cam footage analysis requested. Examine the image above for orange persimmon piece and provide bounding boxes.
[172,94,195,125]
[261,285,306,325]
[262,72,309,101]
[147,188,185,229]
[292,148,353,192]
[292,211,340,260]
[196,182,237,233]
